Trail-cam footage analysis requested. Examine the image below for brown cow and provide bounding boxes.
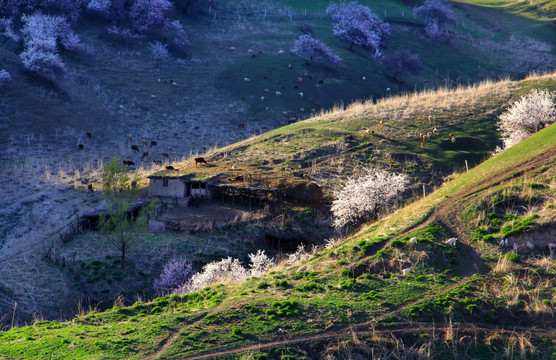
[150,141,157,147]
[194,157,207,167]
[165,165,175,170]
[78,144,84,151]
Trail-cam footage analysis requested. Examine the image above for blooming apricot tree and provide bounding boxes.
[291,34,341,66]
[332,169,406,228]
[497,89,556,149]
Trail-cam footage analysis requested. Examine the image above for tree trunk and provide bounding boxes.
[120,237,126,270]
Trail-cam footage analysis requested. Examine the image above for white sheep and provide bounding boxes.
[402,268,411,275]
[504,238,509,247]
[261,96,265,102]
[409,237,418,244]
[445,237,457,246]
[278,50,285,55]
[362,76,366,81]
[433,127,439,134]
[264,88,270,93]
[299,107,305,112]
[150,94,157,99]
[285,167,292,172]
[526,241,534,250]
[298,265,307,272]
[244,77,251,82]
[229,46,236,51]
[248,49,255,55]
[386,88,391,92]
[276,91,282,96]
[451,137,456,143]
[298,92,304,98]
[232,164,237,170]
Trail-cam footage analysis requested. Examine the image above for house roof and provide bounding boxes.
[147,171,217,181]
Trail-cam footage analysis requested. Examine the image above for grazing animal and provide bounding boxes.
[299,107,305,112]
[142,152,149,160]
[298,265,307,272]
[288,63,292,69]
[235,175,244,182]
[278,50,284,55]
[402,268,411,275]
[288,118,297,124]
[232,164,237,170]
[409,237,418,244]
[122,160,135,166]
[86,132,91,139]
[194,157,207,167]
[244,77,251,82]
[433,127,439,134]
[150,140,157,147]
[445,237,457,246]
[362,76,366,81]
[153,160,163,166]
[258,49,263,54]
[264,88,270,93]
[248,49,255,55]
[229,46,236,51]
[526,241,534,250]
[275,91,282,96]
[298,92,304,98]
[386,88,391,92]
[371,157,378,162]
[165,165,175,170]
[449,133,455,138]
[345,134,354,140]
[194,126,200,130]
[451,137,456,143]
[142,139,147,146]
[297,77,303,83]
[419,142,424,147]
[131,145,139,151]
[238,121,245,128]
[87,184,94,192]
[379,120,384,126]
[150,94,157,99]
[261,96,265,102]
[251,54,256,58]
[171,80,178,87]
[78,144,84,151]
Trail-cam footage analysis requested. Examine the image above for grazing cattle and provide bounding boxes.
[288,118,297,124]
[78,144,84,151]
[142,152,149,160]
[87,184,94,192]
[122,160,135,166]
[258,49,263,54]
[275,91,282,96]
[264,88,270,93]
[131,145,139,151]
[150,140,157,147]
[194,157,207,167]
[379,120,384,126]
[165,165,175,170]
[445,237,457,246]
[194,126,200,130]
[142,139,147,146]
[296,77,303,83]
[153,160,163,166]
[402,268,411,275]
[345,134,354,140]
[86,132,91,139]
[409,237,418,244]
[239,121,245,128]
[235,175,244,182]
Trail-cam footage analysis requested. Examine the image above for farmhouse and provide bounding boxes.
[148,171,214,199]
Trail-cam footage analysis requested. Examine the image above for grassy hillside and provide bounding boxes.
[0,123,554,358]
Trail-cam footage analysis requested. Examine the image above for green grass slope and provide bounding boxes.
[1,109,554,358]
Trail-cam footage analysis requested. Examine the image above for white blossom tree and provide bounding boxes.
[331,169,406,228]
[414,0,455,40]
[291,34,341,66]
[326,2,390,56]
[497,89,556,149]
[148,41,169,68]
[130,0,173,33]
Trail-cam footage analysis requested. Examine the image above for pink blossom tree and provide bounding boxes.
[326,2,390,56]
[154,258,194,294]
[331,169,406,228]
[291,34,341,66]
[497,89,556,149]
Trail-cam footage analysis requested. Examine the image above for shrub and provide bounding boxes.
[497,89,556,149]
[0,69,12,87]
[382,49,423,78]
[130,0,173,33]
